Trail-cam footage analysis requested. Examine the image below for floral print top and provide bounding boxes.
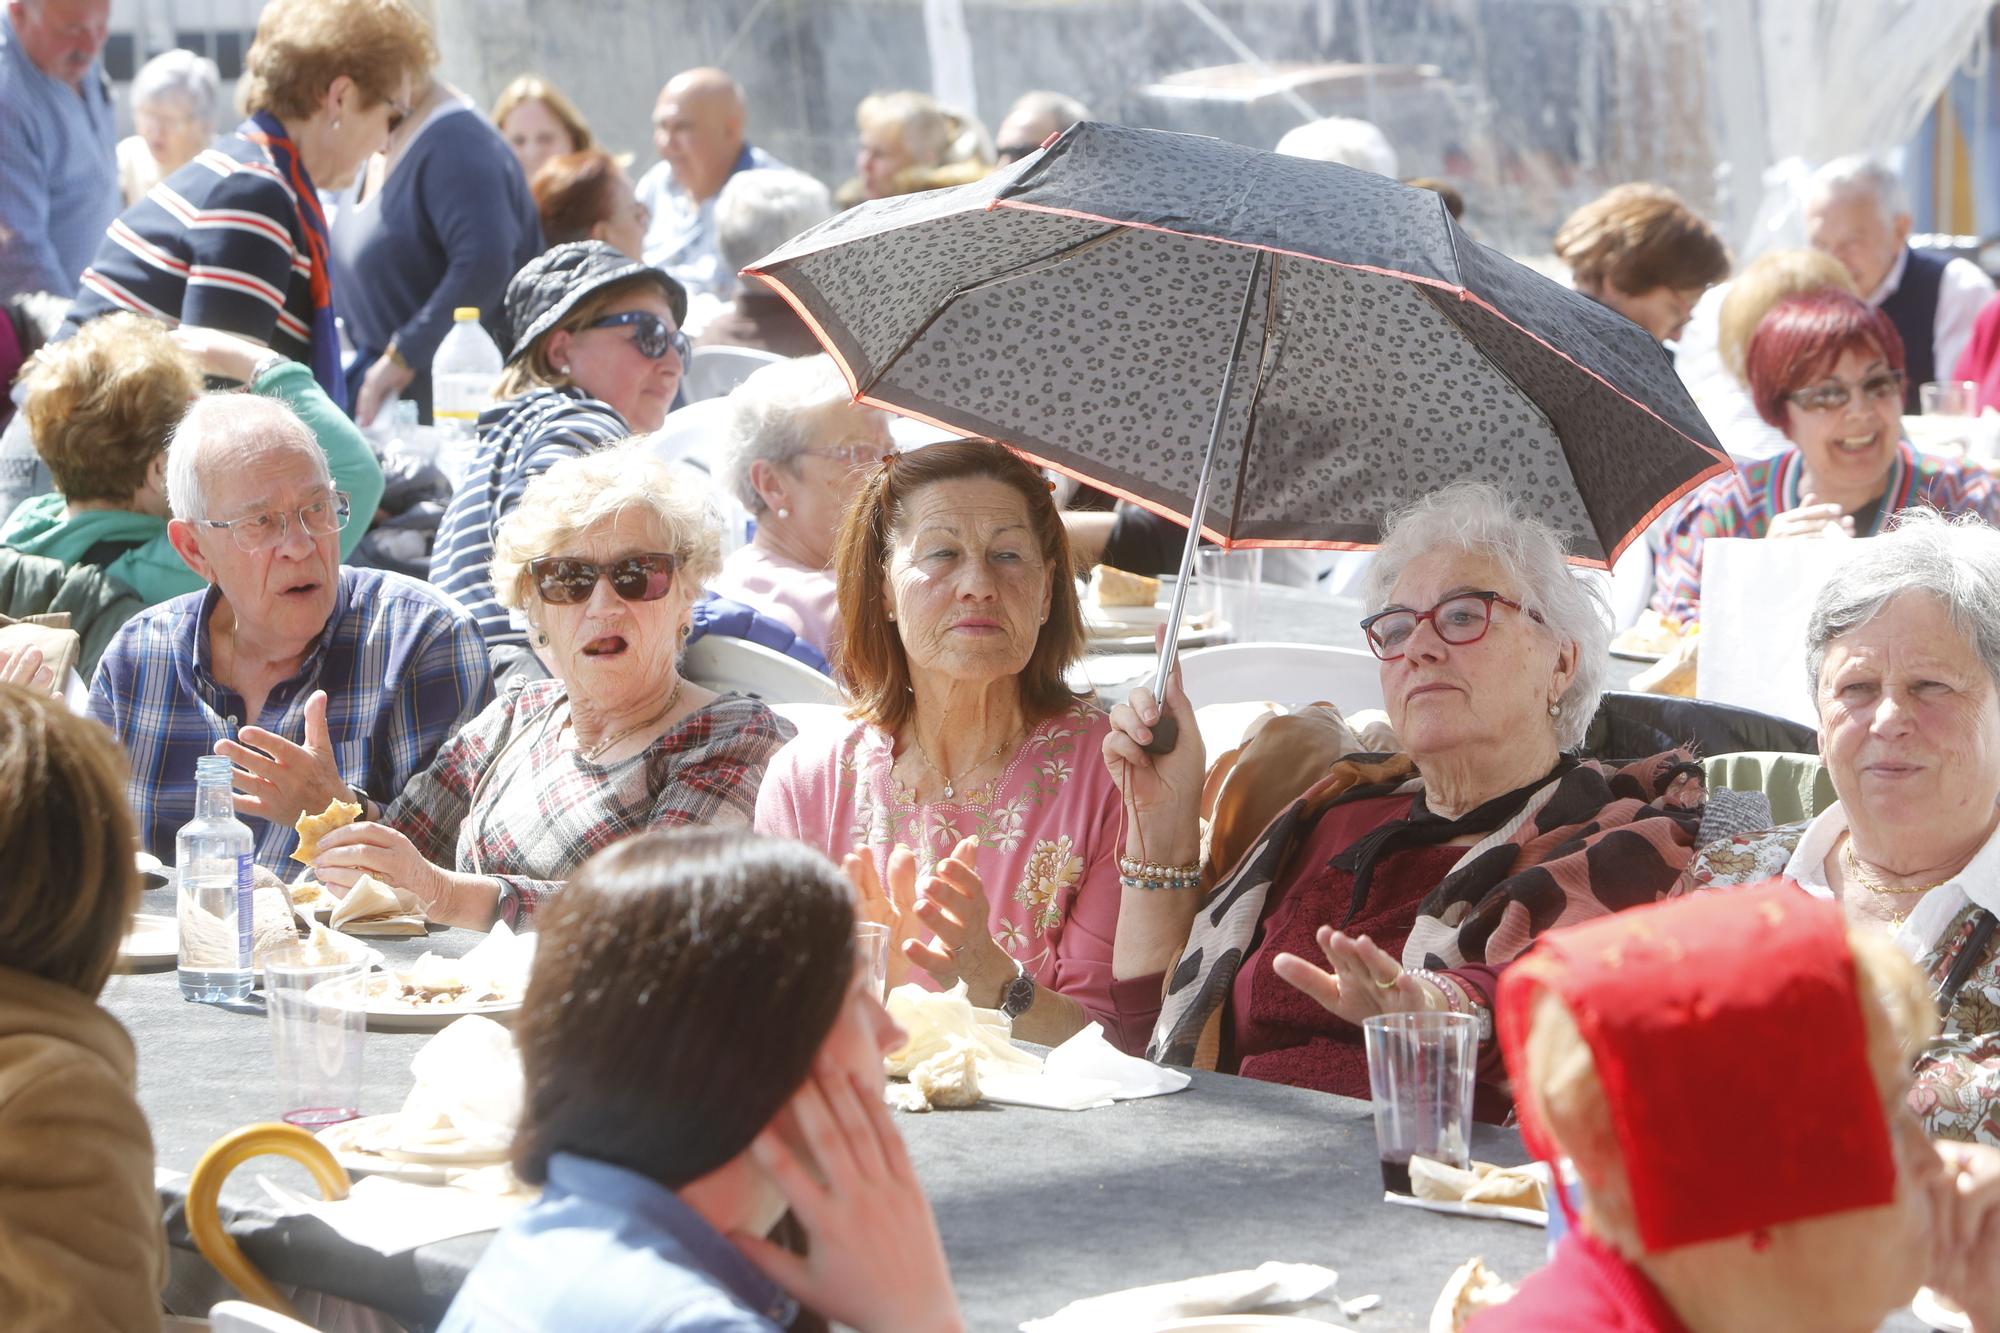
[1684,810,2000,1147]
[753,699,1162,1053]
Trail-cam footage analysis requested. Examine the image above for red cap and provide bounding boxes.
[1497,882,1897,1252]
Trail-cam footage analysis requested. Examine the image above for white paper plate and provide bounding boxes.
[1085,601,1171,629]
[317,1114,511,1169]
[315,973,522,1032]
[118,914,178,968]
[1913,1288,1972,1332]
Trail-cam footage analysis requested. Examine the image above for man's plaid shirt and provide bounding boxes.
[88,568,492,871]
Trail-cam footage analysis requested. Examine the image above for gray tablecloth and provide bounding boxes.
[106,886,1934,1333]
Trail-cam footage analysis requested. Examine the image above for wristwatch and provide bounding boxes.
[997,960,1036,1019]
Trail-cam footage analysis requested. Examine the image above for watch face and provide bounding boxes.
[1001,972,1036,1018]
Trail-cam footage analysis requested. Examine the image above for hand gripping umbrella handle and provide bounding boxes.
[1143,248,1266,755]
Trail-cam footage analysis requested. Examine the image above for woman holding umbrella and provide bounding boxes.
[755,441,1185,1055]
[1109,483,1709,1109]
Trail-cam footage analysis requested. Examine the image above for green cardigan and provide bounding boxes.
[0,361,385,606]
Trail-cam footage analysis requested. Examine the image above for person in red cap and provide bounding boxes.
[1474,882,2000,1332]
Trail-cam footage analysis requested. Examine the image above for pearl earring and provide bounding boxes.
[332,116,342,130]
[886,611,896,622]
[1548,701,1560,717]
[557,364,571,375]
[777,507,790,519]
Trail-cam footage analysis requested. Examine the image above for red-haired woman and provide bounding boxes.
[1652,289,2000,628]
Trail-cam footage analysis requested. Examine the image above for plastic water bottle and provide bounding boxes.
[432,307,502,487]
[176,755,257,1003]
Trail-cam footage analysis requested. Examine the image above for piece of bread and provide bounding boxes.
[328,873,427,935]
[1091,564,1160,608]
[292,797,362,865]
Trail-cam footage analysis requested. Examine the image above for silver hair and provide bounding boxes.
[1363,481,1612,751]
[715,168,834,274]
[131,48,221,124]
[165,393,326,523]
[718,354,874,515]
[1805,508,2000,698]
[1273,116,1400,178]
[1003,90,1090,133]
[1805,154,1911,228]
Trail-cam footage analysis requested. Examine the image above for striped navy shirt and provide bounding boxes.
[65,121,318,361]
[429,386,631,650]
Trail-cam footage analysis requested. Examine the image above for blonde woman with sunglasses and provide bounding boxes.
[310,445,793,931]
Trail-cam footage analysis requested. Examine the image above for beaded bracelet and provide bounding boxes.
[1409,967,1495,1042]
[1118,854,1202,891]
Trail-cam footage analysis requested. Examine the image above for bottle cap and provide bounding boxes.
[453,307,479,321]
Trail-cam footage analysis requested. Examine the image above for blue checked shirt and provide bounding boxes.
[88,567,493,872]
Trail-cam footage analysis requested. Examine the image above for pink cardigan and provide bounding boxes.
[754,700,1163,1053]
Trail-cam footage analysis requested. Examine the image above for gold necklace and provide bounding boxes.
[1841,840,1954,897]
[909,726,1019,800]
[577,680,683,763]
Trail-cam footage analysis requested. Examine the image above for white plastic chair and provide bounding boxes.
[682,634,845,705]
[1175,641,1384,714]
[682,345,784,402]
[207,1302,320,1333]
[1605,540,1656,631]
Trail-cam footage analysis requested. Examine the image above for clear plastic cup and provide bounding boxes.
[854,922,891,998]
[1920,379,1979,417]
[266,948,368,1127]
[1363,1010,1478,1194]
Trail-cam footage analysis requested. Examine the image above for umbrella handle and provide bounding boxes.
[1141,714,1179,755]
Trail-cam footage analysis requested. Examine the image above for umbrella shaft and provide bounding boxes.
[1151,249,1266,710]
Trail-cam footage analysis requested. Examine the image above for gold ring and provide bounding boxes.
[1374,972,1401,990]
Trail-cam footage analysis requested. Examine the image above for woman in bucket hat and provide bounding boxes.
[429,241,688,685]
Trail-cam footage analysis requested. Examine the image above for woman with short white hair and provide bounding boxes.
[118,48,221,204]
[1686,509,2000,1148]
[699,168,834,357]
[1107,481,1708,1109]
[307,444,793,931]
[707,354,893,662]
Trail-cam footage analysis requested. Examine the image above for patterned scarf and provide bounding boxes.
[1148,749,1706,1069]
[242,111,342,398]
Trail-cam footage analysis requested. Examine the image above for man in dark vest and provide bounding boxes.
[1805,154,1994,412]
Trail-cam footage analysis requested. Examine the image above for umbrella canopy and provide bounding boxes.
[746,122,1730,567]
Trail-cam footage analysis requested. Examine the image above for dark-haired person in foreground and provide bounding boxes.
[0,683,165,1327]
[439,829,963,1332]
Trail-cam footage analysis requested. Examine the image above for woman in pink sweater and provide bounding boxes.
[755,441,1188,1054]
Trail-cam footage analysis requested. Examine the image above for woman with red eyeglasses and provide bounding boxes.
[1104,482,1708,1114]
[431,241,691,689]
[1652,290,2000,630]
[308,444,792,931]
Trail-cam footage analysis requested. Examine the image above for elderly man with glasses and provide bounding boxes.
[88,392,491,871]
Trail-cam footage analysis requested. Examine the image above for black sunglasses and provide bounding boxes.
[528,552,681,605]
[584,311,687,362]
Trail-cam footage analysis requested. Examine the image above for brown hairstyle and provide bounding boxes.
[1520,926,1931,1256]
[0,687,141,997]
[1552,183,1731,297]
[494,273,666,399]
[531,149,624,248]
[491,75,595,154]
[834,440,1085,732]
[1745,290,1905,430]
[1717,248,1857,384]
[511,829,855,1189]
[239,0,437,123]
[21,312,200,504]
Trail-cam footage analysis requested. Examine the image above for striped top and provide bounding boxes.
[64,121,319,363]
[429,386,631,649]
[1650,441,2000,627]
